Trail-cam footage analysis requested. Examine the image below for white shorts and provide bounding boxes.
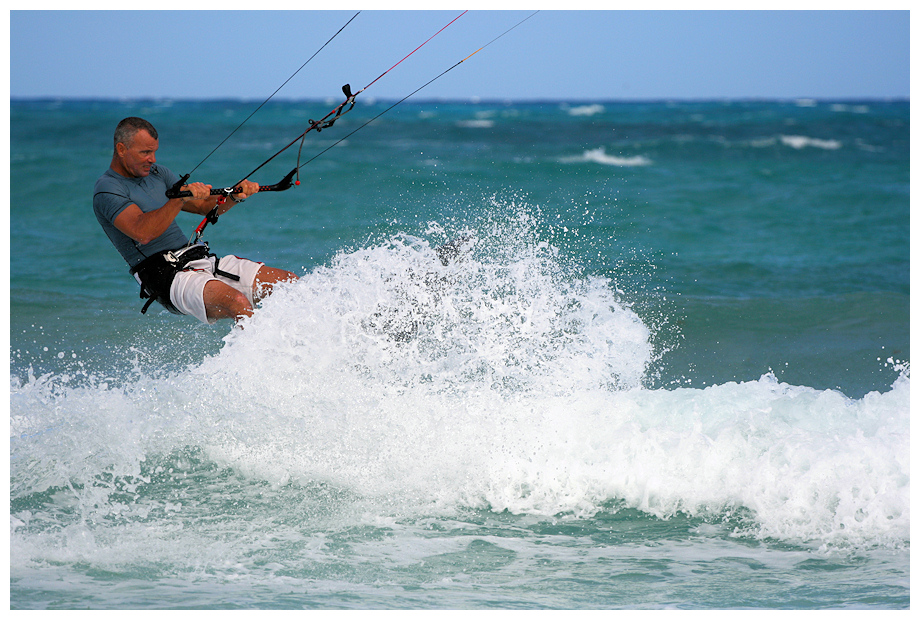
[170,254,263,324]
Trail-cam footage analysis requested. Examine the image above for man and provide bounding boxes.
[94,117,297,323]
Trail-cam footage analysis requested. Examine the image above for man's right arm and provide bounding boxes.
[112,182,211,245]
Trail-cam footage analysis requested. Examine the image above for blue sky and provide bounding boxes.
[8,6,911,101]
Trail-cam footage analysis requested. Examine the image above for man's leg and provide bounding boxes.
[253,265,298,303]
[192,260,298,322]
[203,279,254,322]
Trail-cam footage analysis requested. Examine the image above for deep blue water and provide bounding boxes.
[9,97,909,608]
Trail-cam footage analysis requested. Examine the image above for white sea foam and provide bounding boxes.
[456,119,495,128]
[566,104,605,117]
[9,201,909,552]
[560,147,652,167]
[831,103,870,114]
[780,135,842,150]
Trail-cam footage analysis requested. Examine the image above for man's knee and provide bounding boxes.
[257,265,297,284]
[204,280,253,321]
[253,265,298,301]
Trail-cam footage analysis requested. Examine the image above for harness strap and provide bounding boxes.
[140,296,158,315]
[130,243,238,315]
[214,257,240,282]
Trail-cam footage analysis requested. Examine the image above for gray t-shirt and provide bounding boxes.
[93,164,190,269]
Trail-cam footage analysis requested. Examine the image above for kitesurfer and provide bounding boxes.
[93,117,298,323]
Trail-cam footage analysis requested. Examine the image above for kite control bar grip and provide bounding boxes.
[164,169,298,199]
[166,186,244,199]
[165,174,191,199]
[259,169,298,192]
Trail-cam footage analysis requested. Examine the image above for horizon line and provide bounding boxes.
[10,95,910,104]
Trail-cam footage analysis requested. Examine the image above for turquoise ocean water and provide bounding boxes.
[9,97,909,608]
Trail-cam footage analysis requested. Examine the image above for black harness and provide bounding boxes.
[130,242,239,315]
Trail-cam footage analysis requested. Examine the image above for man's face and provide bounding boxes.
[117,129,158,178]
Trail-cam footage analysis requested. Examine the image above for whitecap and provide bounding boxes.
[560,147,652,167]
[780,135,842,150]
[567,104,605,117]
[456,119,495,128]
[831,103,870,114]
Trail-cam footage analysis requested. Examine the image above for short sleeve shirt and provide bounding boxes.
[93,164,190,269]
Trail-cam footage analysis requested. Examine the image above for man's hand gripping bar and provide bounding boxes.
[165,169,298,200]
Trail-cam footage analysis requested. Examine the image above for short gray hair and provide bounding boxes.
[113,117,158,151]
